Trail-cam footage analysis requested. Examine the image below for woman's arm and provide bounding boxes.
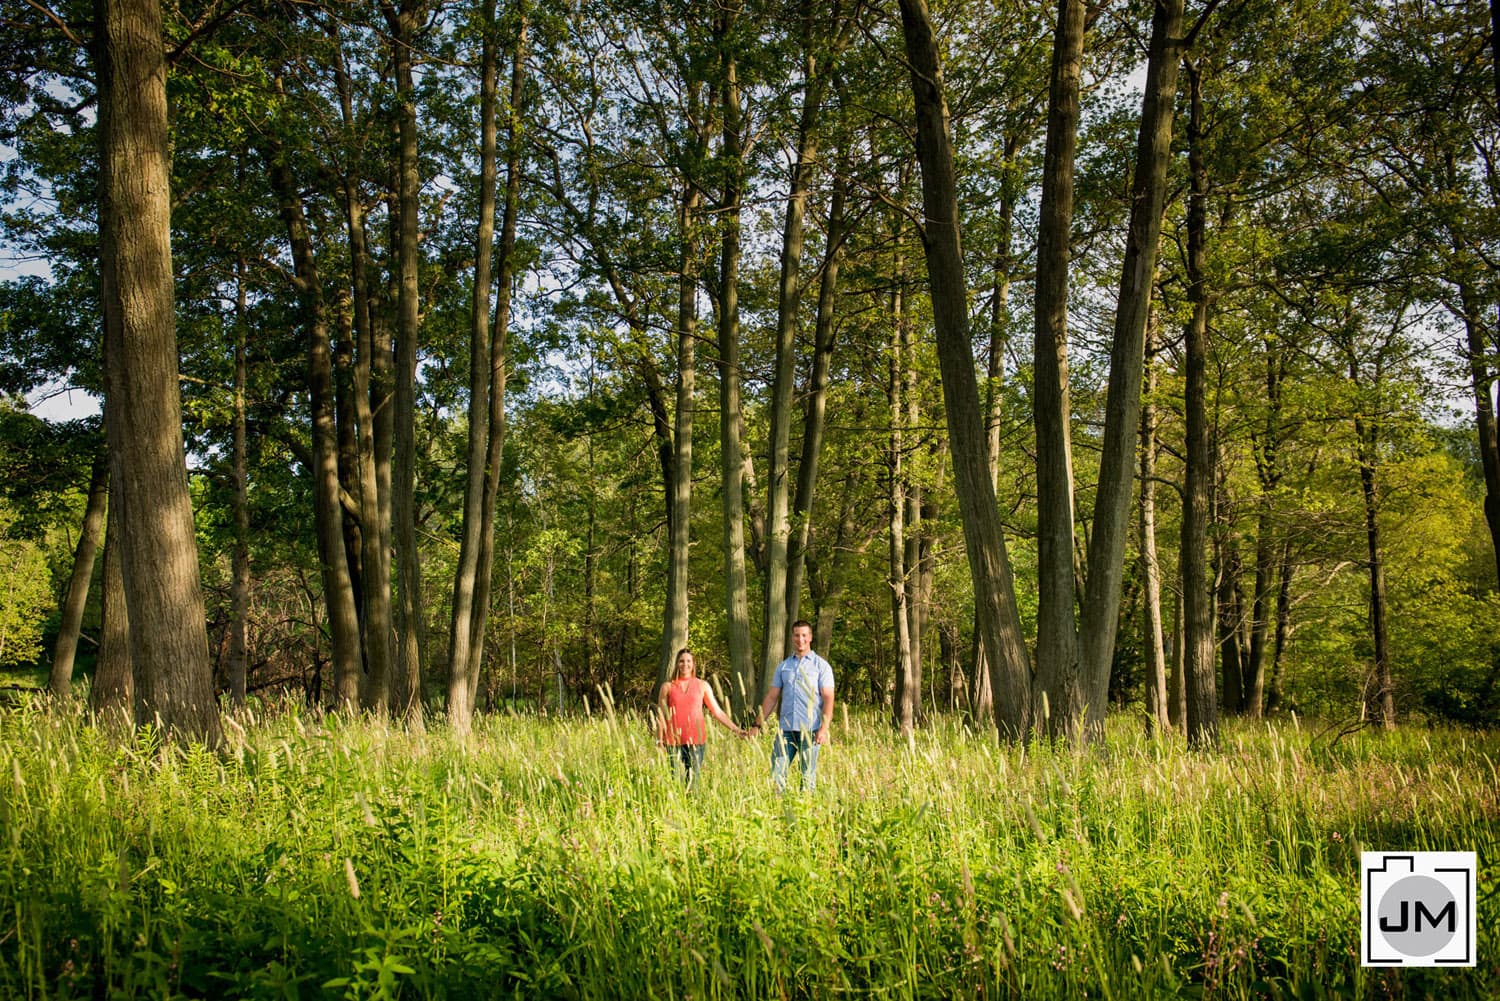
[702,682,746,737]
[656,683,671,744]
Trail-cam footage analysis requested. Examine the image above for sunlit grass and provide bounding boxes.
[0,698,1495,998]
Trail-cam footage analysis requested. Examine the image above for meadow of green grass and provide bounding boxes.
[0,699,1494,1000]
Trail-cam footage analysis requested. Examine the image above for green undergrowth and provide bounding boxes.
[0,700,1495,999]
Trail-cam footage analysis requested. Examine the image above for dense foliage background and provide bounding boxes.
[1,0,1497,731]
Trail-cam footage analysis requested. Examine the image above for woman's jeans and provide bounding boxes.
[771,730,820,791]
[674,743,706,785]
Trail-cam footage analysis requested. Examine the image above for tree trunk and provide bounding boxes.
[1215,530,1244,714]
[96,0,220,743]
[659,180,702,686]
[467,11,526,714]
[334,303,363,631]
[889,249,915,734]
[267,144,364,712]
[1243,336,1284,719]
[899,0,1032,739]
[49,449,108,698]
[91,489,132,722]
[1459,282,1500,591]
[809,462,861,657]
[762,25,824,687]
[1265,541,1294,713]
[973,170,1015,732]
[386,0,425,725]
[716,5,756,714]
[228,261,251,708]
[447,0,501,735]
[1139,317,1170,731]
[1245,503,1275,719]
[1168,588,1186,727]
[1354,409,1395,728]
[785,168,845,633]
[987,142,1017,480]
[1181,60,1217,748]
[1030,0,1087,739]
[335,41,396,720]
[1078,0,1186,731]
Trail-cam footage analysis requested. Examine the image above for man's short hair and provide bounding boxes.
[791,619,813,633]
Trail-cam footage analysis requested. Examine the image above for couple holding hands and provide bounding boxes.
[656,620,835,791]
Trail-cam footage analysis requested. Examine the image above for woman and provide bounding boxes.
[657,648,745,784]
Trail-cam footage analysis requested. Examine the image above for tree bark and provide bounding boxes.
[1265,541,1294,713]
[385,0,425,725]
[1245,339,1285,718]
[96,0,220,743]
[899,0,1032,739]
[466,11,526,717]
[334,302,363,630]
[785,168,846,633]
[267,144,365,712]
[715,5,756,714]
[1139,317,1170,731]
[91,488,132,722]
[762,3,842,687]
[447,0,502,734]
[659,180,702,687]
[1181,60,1217,748]
[1168,587,1186,727]
[1078,0,1186,731]
[809,461,862,657]
[49,449,108,698]
[48,450,107,702]
[987,141,1018,480]
[1354,408,1395,727]
[228,261,251,708]
[1031,0,1087,738]
[1215,528,1245,714]
[889,245,915,734]
[1459,282,1500,591]
[334,37,396,720]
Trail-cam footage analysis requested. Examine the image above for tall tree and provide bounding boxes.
[384,0,426,724]
[228,259,251,708]
[1029,0,1087,737]
[715,2,757,713]
[448,0,504,734]
[1181,59,1218,748]
[899,0,1033,738]
[329,22,397,722]
[266,137,365,711]
[760,1,849,686]
[95,0,220,743]
[466,8,527,717]
[1139,315,1170,730]
[1076,0,1192,730]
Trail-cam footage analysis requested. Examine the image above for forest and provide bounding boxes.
[2,0,1499,744]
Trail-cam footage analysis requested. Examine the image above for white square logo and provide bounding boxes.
[1361,852,1476,966]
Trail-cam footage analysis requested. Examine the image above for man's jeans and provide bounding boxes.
[771,730,820,791]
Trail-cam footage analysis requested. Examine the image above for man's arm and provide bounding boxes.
[816,685,835,744]
[752,686,780,731]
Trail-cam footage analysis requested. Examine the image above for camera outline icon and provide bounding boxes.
[1361,851,1476,967]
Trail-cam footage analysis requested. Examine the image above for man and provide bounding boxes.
[750,620,834,791]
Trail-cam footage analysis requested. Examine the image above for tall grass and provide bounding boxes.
[0,700,1495,999]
